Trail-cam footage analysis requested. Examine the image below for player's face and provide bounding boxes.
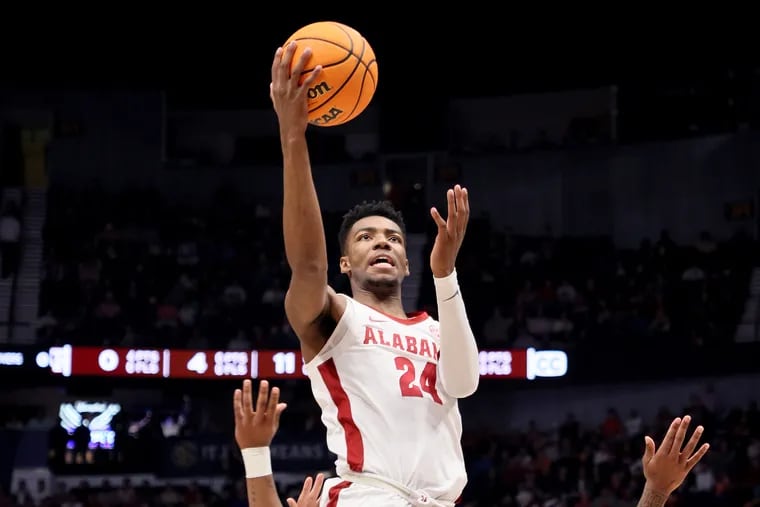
[340,216,410,288]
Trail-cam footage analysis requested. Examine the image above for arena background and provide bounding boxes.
[0,11,758,507]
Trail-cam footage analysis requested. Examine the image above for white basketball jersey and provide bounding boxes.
[303,294,467,503]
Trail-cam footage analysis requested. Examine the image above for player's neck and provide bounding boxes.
[352,286,407,320]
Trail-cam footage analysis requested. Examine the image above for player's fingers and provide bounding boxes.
[301,66,323,90]
[271,47,283,81]
[457,186,469,236]
[430,208,447,230]
[274,402,288,427]
[311,473,325,497]
[680,424,704,462]
[242,380,254,415]
[447,188,456,218]
[291,47,313,81]
[669,415,691,456]
[233,389,243,423]
[642,435,655,464]
[255,380,270,417]
[300,476,314,497]
[446,188,457,235]
[279,41,297,80]
[267,386,280,415]
[660,417,681,455]
[286,499,297,507]
[685,443,710,471]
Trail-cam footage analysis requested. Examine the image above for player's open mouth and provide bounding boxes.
[369,255,394,267]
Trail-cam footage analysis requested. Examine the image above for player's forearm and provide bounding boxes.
[246,476,283,507]
[636,484,670,507]
[434,269,479,398]
[281,134,328,275]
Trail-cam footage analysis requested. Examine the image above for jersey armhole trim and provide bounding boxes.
[304,293,354,371]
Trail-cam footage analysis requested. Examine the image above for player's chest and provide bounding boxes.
[340,321,447,406]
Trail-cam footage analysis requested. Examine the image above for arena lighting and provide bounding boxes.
[11,345,568,381]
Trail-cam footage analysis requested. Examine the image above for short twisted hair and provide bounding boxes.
[338,200,406,254]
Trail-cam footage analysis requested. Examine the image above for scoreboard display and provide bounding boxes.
[0,345,567,382]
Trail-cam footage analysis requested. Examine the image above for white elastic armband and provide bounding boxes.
[434,270,460,303]
[241,447,273,478]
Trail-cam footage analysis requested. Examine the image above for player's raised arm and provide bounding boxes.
[270,42,339,356]
[429,185,480,398]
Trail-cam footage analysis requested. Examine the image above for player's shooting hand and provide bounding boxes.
[233,379,287,449]
[642,415,710,496]
[270,41,323,136]
[430,184,470,278]
[286,473,325,507]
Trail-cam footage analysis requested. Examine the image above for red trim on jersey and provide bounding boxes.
[370,307,429,325]
[317,358,365,472]
[326,480,352,506]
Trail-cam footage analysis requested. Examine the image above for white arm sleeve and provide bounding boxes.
[434,269,480,398]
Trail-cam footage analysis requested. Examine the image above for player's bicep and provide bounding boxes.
[284,276,346,357]
[284,272,330,330]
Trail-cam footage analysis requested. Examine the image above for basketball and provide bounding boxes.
[284,21,378,127]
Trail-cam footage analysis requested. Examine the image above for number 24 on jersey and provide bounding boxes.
[395,356,443,404]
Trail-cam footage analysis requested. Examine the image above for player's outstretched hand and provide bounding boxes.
[233,379,287,449]
[286,473,325,507]
[642,415,710,497]
[429,184,470,278]
[270,41,323,136]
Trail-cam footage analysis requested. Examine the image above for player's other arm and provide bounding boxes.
[636,415,710,507]
[270,42,344,360]
[434,271,479,398]
[429,185,479,398]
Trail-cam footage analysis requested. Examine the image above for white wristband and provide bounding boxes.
[241,447,272,478]
[433,269,460,302]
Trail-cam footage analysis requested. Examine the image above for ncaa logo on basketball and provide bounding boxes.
[311,107,344,126]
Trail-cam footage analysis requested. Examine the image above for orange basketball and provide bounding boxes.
[284,21,378,127]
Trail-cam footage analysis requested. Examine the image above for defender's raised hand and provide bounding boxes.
[270,41,323,135]
[430,184,470,278]
[286,474,325,507]
[641,415,709,499]
[233,379,287,449]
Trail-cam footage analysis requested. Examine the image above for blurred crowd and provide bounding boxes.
[2,392,760,506]
[460,396,760,506]
[38,185,296,351]
[35,185,758,354]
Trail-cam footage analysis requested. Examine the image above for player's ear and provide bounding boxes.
[404,258,410,276]
[340,255,351,274]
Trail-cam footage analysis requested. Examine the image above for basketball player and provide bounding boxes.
[270,41,480,506]
[233,379,710,507]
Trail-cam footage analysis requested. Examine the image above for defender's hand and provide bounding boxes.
[642,415,710,496]
[286,473,325,507]
[233,380,287,449]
